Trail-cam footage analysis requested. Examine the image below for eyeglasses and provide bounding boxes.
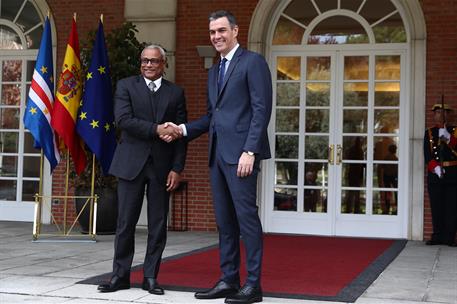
[140,57,163,65]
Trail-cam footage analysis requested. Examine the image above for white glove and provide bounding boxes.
[439,128,451,142]
[434,166,443,178]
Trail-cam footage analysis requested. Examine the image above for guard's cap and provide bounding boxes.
[432,103,452,111]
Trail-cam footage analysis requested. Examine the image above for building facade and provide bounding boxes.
[1,0,455,241]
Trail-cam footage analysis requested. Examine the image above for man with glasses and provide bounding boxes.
[98,45,187,294]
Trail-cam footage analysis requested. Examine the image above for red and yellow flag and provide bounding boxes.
[51,16,86,174]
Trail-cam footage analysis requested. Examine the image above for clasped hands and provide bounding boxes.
[438,127,451,143]
[157,122,183,143]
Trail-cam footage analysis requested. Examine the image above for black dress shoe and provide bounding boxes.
[425,239,441,245]
[225,285,262,304]
[446,241,457,247]
[195,280,240,299]
[97,275,130,293]
[142,277,164,295]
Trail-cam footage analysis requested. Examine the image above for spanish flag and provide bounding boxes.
[51,16,86,174]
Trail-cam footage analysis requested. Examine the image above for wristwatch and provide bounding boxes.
[247,151,254,156]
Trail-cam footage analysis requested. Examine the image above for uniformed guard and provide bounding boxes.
[423,103,457,246]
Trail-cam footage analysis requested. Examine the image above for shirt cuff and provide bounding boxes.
[179,124,188,137]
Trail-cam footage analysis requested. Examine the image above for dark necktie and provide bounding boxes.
[218,58,227,93]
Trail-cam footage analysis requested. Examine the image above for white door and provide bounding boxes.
[265,49,406,238]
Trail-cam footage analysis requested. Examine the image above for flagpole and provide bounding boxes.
[33,150,44,238]
[89,154,96,235]
[63,150,70,235]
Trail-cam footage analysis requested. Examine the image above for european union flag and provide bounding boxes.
[76,20,116,175]
[23,17,60,172]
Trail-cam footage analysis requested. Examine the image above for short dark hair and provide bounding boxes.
[209,10,238,28]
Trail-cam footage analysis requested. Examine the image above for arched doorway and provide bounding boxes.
[250,0,426,238]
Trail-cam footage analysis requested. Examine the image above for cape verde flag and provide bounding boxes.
[23,17,60,172]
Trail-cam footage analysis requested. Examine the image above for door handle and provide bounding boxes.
[328,144,334,165]
[336,144,342,165]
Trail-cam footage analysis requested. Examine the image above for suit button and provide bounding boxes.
[215,107,219,111]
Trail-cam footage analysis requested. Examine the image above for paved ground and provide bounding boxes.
[0,221,455,304]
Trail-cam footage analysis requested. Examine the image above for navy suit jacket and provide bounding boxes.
[186,47,272,164]
[109,76,187,181]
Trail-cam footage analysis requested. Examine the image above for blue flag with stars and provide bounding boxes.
[76,20,116,175]
[23,17,60,172]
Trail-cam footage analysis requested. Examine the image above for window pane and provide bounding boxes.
[24,132,40,153]
[375,82,400,106]
[1,1,24,21]
[0,180,16,200]
[359,0,396,24]
[2,84,21,105]
[277,57,301,80]
[2,60,22,81]
[373,190,398,215]
[275,135,298,159]
[283,0,318,27]
[344,56,368,80]
[343,110,367,133]
[277,83,300,106]
[373,13,407,43]
[374,110,399,133]
[304,187,327,213]
[305,162,328,187]
[0,131,19,153]
[274,188,297,211]
[342,190,366,214]
[306,83,330,106]
[309,16,368,44]
[341,0,364,12]
[304,163,328,213]
[273,17,305,45]
[22,180,40,201]
[374,136,398,160]
[17,2,41,33]
[305,135,328,159]
[275,161,298,185]
[0,26,23,49]
[342,163,366,187]
[276,109,299,132]
[27,61,36,81]
[306,57,331,80]
[376,56,400,80]
[0,108,20,129]
[373,163,398,188]
[23,156,40,178]
[0,155,18,177]
[344,82,368,106]
[25,26,43,50]
[305,109,329,132]
[343,136,367,160]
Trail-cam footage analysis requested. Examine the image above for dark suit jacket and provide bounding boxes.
[109,76,187,181]
[186,47,272,164]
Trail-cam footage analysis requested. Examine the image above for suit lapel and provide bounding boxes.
[134,76,154,118]
[218,47,243,97]
[155,80,170,122]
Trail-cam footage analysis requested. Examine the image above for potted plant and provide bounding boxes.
[74,22,147,234]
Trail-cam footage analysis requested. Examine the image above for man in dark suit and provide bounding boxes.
[165,10,272,304]
[97,45,187,294]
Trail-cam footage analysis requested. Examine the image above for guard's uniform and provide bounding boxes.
[424,125,457,245]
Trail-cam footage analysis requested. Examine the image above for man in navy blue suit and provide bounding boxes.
[164,10,272,304]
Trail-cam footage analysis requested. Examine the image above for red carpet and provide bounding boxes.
[79,234,406,302]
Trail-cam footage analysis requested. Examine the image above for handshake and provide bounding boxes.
[157,122,184,143]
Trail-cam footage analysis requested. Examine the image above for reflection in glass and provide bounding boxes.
[22,180,39,201]
[0,108,20,129]
[373,191,398,215]
[308,16,368,44]
[274,188,297,211]
[359,0,396,24]
[376,56,400,80]
[18,2,42,32]
[305,136,328,159]
[342,163,366,187]
[0,26,23,49]
[342,190,366,214]
[344,56,368,80]
[0,180,16,200]
[23,156,40,178]
[343,136,366,160]
[1,84,21,105]
[27,61,36,81]
[374,136,398,160]
[24,132,39,153]
[275,161,298,185]
[0,132,18,153]
[277,57,301,80]
[306,83,330,106]
[0,155,18,177]
[305,109,329,132]
[373,163,398,188]
[343,110,367,133]
[343,83,368,106]
[277,83,300,106]
[305,162,328,187]
[276,109,299,132]
[341,0,364,12]
[273,17,305,45]
[283,0,318,27]
[275,135,298,159]
[2,60,22,81]
[373,13,407,43]
[306,57,330,80]
[374,110,399,133]
[375,82,400,106]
